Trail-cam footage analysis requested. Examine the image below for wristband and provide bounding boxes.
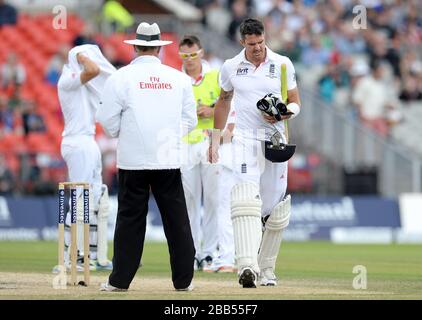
[287,102,300,119]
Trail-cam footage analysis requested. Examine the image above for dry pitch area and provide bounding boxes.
[0,241,421,300]
[0,272,406,300]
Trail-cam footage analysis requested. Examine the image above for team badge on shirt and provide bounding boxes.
[266,63,276,78]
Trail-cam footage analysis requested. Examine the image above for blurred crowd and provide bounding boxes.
[0,1,127,195]
[0,48,122,195]
[2,0,422,195]
[0,51,46,195]
[188,0,422,138]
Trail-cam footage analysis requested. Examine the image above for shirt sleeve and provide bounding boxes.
[96,74,123,138]
[285,58,297,91]
[218,62,233,92]
[181,75,198,134]
[58,70,82,91]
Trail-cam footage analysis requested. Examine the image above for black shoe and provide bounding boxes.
[238,267,257,288]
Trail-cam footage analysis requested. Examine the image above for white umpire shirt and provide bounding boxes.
[219,47,297,141]
[96,55,197,170]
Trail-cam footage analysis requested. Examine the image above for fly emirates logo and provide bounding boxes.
[140,76,172,90]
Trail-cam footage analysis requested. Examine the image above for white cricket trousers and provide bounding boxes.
[216,165,235,267]
[181,141,221,261]
[231,135,288,216]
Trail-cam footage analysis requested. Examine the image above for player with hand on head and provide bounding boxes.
[57,45,116,272]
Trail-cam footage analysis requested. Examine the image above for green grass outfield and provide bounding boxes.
[0,241,421,299]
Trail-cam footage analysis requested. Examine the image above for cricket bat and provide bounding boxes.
[281,63,289,143]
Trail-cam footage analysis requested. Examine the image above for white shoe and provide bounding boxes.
[176,283,194,292]
[238,267,257,288]
[202,261,219,273]
[259,268,277,286]
[200,256,213,271]
[99,281,127,292]
[77,256,97,271]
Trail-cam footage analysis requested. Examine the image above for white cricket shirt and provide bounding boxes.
[96,55,197,170]
[58,67,96,137]
[58,45,116,138]
[219,47,297,140]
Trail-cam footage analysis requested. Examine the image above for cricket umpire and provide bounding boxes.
[97,22,198,291]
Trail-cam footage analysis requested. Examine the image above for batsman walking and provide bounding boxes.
[209,18,302,288]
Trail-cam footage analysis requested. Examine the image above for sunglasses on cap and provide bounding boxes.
[178,49,202,60]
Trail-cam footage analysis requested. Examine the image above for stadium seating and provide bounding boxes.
[0,14,80,187]
[0,13,183,192]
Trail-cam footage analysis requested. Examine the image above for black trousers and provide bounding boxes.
[109,169,195,289]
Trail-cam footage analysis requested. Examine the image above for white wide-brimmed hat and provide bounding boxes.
[123,22,173,47]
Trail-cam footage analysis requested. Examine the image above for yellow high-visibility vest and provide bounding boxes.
[183,69,220,144]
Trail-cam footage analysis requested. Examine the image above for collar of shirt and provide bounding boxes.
[182,60,211,85]
[238,46,277,67]
[130,55,161,65]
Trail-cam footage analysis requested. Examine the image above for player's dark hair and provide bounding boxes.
[239,18,265,39]
[179,35,202,49]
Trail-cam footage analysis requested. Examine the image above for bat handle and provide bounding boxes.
[281,63,289,143]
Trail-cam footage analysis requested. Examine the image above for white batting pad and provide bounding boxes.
[231,182,263,273]
[258,194,291,270]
